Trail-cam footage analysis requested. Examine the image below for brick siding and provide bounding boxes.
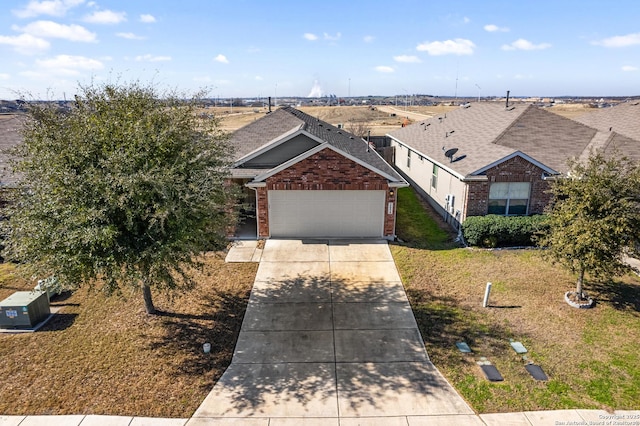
[465,156,551,218]
[257,147,396,237]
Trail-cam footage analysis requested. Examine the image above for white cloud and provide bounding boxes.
[139,14,156,23]
[416,38,475,56]
[116,32,145,40]
[463,17,470,24]
[363,35,374,43]
[484,24,509,32]
[622,65,638,72]
[501,38,551,51]
[592,33,640,48]
[36,54,103,75]
[303,33,318,41]
[393,55,421,63]
[214,54,229,64]
[135,54,171,62]
[255,75,263,81]
[83,10,126,24]
[0,73,10,80]
[0,33,50,55]
[17,20,96,42]
[324,32,341,41]
[13,0,84,18]
[375,65,394,73]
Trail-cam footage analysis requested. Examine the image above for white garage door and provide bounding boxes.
[268,190,385,238]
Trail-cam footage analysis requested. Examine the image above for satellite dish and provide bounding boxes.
[444,148,459,161]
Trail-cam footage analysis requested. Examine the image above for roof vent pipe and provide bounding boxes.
[505,90,510,109]
[367,130,370,152]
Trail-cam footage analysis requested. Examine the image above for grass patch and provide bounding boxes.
[392,190,640,413]
[0,254,257,417]
[395,187,454,249]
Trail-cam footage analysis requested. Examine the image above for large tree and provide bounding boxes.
[539,151,640,301]
[3,81,236,314]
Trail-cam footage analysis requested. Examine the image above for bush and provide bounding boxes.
[462,215,548,247]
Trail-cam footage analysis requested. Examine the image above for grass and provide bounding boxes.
[0,254,257,417]
[392,187,640,413]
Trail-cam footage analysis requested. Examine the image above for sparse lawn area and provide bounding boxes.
[392,187,640,413]
[0,255,257,417]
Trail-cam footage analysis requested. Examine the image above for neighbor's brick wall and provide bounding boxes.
[256,148,396,237]
[256,186,269,238]
[465,156,552,218]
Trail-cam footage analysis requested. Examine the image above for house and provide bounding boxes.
[572,101,640,161]
[229,106,408,239]
[386,102,635,229]
[0,114,24,197]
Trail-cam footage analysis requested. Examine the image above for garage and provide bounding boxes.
[268,190,386,238]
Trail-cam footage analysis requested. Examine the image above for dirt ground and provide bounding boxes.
[212,103,596,136]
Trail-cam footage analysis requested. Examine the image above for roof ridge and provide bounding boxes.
[491,103,534,145]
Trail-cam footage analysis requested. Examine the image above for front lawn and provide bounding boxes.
[392,187,640,413]
[0,256,257,417]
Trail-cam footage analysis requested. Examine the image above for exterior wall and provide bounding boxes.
[391,140,552,228]
[390,139,466,228]
[465,156,552,217]
[242,134,318,168]
[256,147,396,238]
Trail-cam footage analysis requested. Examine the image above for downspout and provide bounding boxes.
[248,186,259,240]
[457,181,469,246]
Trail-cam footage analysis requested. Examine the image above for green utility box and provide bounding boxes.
[0,291,51,329]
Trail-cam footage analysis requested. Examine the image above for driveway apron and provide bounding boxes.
[191,239,473,423]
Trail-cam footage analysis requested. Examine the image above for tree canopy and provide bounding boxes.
[538,151,640,299]
[2,81,237,314]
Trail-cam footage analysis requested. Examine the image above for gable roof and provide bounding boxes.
[574,101,640,141]
[387,103,599,177]
[229,106,405,183]
[574,102,640,161]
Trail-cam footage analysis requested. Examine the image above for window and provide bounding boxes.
[407,149,411,168]
[431,164,438,189]
[488,182,530,215]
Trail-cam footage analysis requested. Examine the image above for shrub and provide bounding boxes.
[462,215,548,247]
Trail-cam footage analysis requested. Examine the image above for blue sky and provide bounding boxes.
[0,0,639,100]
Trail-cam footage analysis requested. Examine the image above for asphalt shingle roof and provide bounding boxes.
[229,108,304,160]
[387,103,599,176]
[230,106,404,182]
[574,102,640,161]
[575,102,640,141]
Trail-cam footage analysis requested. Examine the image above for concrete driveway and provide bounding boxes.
[191,239,475,425]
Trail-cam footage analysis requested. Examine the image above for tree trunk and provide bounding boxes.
[576,267,585,299]
[142,281,156,314]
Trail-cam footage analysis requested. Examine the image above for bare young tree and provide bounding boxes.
[346,119,371,140]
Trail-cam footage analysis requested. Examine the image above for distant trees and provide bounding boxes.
[538,151,640,303]
[2,81,237,314]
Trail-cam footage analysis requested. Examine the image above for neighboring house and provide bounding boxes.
[0,114,23,190]
[572,101,640,161]
[386,102,639,229]
[229,106,408,239]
